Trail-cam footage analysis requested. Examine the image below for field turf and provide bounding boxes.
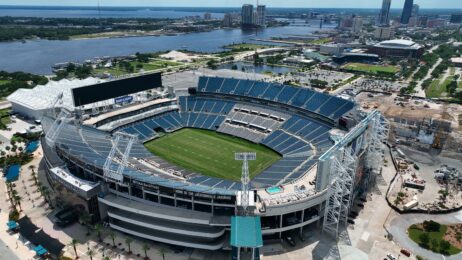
[144,128,281,181]
[344,63,399,74]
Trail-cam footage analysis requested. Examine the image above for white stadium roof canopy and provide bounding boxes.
[7,77,105,111]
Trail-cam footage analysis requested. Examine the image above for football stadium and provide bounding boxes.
[24,72,388,256]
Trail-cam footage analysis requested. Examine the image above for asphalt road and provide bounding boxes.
[389,210,462,260]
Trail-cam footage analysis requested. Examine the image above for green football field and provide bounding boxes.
[343,63,399,74]
[144,128,281,181]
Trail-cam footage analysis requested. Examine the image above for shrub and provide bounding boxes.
[9,209,19,221]
[423,220,441,232]
[419,232,430,248]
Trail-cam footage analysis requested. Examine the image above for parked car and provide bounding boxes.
[387,253,397,260]
[400,249,411,257]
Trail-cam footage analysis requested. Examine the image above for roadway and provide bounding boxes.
[389,210,462,260]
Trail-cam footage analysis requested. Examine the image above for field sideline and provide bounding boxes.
[144,128,281,181]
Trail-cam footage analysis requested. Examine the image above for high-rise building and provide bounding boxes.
[241,4,254,28]
[256,5,266,27]
[374,26,393,40]
[401,0,414,24]
[203,13,212,20]
[352,17,363,34]
[450,14,462,24]
[223,13,233,27]
[408,16,418,27]
[419,15,428,27]
[412,4,420,17]
[379,0,392,26]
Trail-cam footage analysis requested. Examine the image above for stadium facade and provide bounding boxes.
[35,74,388,251]
[370,39,425,58]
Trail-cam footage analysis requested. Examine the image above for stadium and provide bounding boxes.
[30,72,388,256]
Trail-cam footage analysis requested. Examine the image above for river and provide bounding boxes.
[0,24,334,74]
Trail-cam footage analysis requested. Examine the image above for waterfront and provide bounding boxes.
[218,61,298,74]
[0,24,334,74]
[0,6,225,19]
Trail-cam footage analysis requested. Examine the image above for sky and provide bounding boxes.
[1,0,461,9]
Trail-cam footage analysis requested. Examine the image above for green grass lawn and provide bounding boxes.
[144,128,281,181]
[0,108,11,129]
[93,59,182,76]
[343,63,399,74]
[0,79,11,86]
[224,43,269,51]
[426,76,453,98]
[310,38,332,45]
[408,224,461,255]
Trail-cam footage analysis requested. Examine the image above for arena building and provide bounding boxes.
[37,73,388,257]
[370,39,425,58]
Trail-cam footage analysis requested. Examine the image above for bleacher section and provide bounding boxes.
[178,96,234,130]
[119,111,183,141]
[197,76,355,120]
[218,104,290,143]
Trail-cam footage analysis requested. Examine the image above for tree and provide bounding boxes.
[423,220,441,232]
[158,247,166,260]
[86,249,95,260]
[94,223,103,242]
[440,240,451,254]
[13,195,22,211]
[419,233,430,248]
[125,237,133,254]
[69,238,79,259]
[142,243,151,259]
[109,231,116,248]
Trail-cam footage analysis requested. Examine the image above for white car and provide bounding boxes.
[386,253,397,260]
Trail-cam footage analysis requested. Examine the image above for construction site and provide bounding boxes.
[356,91,462,212]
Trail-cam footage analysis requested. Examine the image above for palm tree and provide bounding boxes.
[86,249,95,260]
[109,231,116,248]
[69,238,79,259]
[125,237,133,254]
[158,247,166,260]
[142,243,150,259]
[28,165,35,173]
[94,223,103,242]
[13,195,22,211]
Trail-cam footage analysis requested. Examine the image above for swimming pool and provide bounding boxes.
[266,186,283,194]
[25,141,40,153]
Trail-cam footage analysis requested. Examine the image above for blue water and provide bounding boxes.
[5,164,20,182]
[0,24,334,74]
[25,141,39,154]
[266,186,283,194]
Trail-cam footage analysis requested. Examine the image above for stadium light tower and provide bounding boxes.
[235,152,256,215]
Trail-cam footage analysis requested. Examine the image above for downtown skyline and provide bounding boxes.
[1,0,462,9]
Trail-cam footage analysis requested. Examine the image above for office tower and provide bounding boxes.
[412,4,420,17]
[223,13,233,27]
[241,4,254,28]
[256,5,266,27]
[352,17,363,34]
[203,13,212,20]
[401,0,414,24]
[374,26,392,40]
[379,0,392,26]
